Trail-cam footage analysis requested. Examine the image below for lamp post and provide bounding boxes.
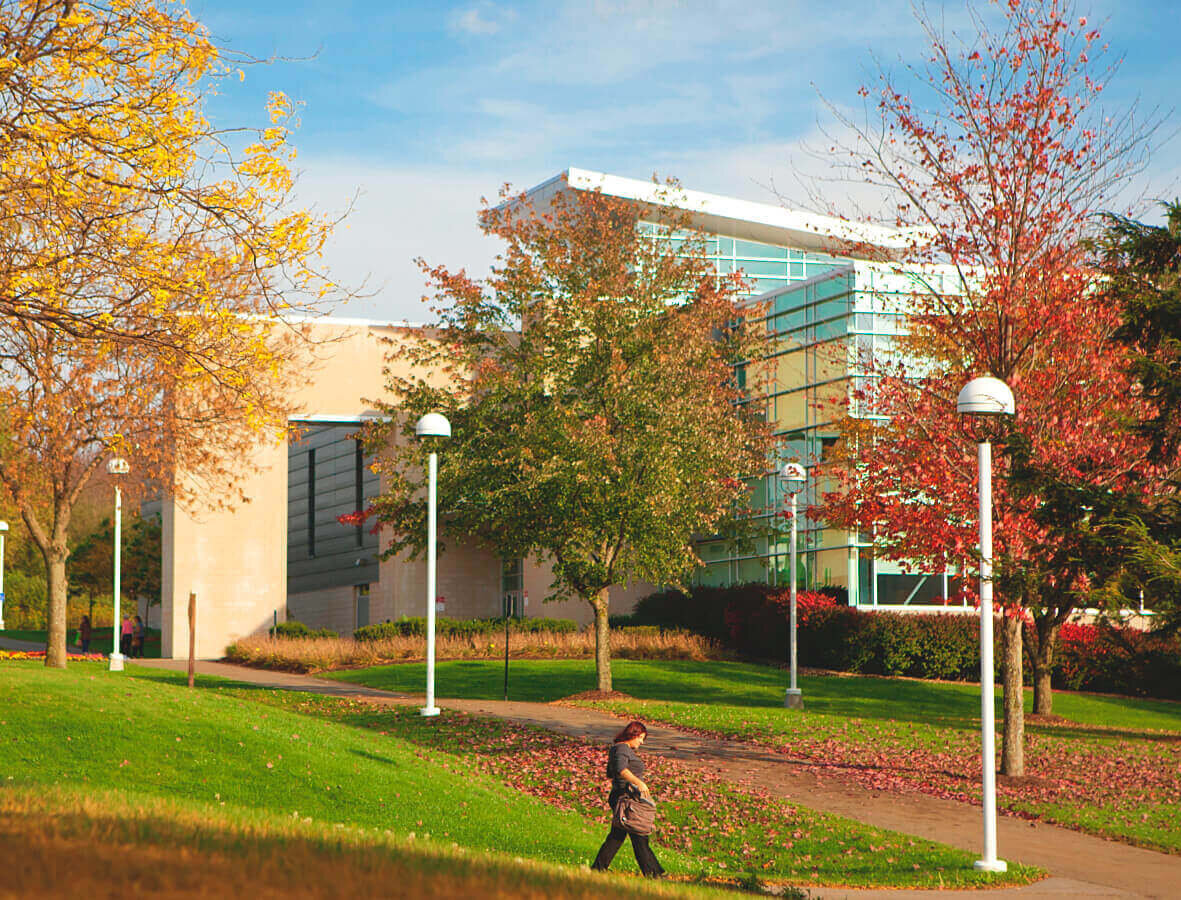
[416,413,450,717]
[957,376,1015,874]
[781,462,807,710]
[0,520,8,631]
[107,458,130,672]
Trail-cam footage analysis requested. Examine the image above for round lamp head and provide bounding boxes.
[956,377,1015,417]
[415,413,452,439]
[106,457,130,476]
[0,521,8,533]
[780,462,806,484]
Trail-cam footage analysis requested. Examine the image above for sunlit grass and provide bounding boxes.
[0,661,1042,889]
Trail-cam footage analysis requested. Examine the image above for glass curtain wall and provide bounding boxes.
[692,262,967,608]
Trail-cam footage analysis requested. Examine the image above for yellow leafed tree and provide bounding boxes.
[0,0,350,666]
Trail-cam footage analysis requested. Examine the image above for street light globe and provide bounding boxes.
[957,377,1015,417]
[0,521,7,533]
[415,413,451,439]
[107,457,130,476]
[780,462,806,484]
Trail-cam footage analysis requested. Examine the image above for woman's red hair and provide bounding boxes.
[613,721,647,743]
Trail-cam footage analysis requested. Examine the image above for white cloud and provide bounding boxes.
[291,160,506,322]
[450,3,513,36]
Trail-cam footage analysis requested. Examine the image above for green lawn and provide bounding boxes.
[0,787,708,899]
[0,629,45,643]
[327,658,1181,733]
[330,659,1181,853]
[0,626,161,657]
[0,661,1038,890]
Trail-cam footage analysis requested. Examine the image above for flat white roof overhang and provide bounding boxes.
[520,167,917,257]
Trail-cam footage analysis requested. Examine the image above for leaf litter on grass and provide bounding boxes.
[574,698,1181,854]
[232,689,1036,889]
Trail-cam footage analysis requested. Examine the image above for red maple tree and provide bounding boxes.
[819,0,1161,775]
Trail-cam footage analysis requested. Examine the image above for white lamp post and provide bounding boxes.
[957,376,1015,874]
[415,413,450,717]
[781,462,807,710]
[107,458,130,672]
[0,520,8,631]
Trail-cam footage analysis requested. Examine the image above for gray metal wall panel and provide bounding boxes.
[287,424,380,595]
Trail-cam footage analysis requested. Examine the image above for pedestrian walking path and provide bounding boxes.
[0,635,47,652]
[135,659,1181,899]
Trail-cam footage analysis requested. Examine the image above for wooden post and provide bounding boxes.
[187,591,196,689]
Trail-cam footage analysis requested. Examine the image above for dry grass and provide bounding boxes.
[225,628,724,674]
[0,787,714,899]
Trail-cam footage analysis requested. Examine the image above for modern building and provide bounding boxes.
[697,261,966,608]
[158,167,956,659]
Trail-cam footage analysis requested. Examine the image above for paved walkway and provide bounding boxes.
[0,635,47,652]
[135,659,1181,899]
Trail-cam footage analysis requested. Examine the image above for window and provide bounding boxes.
[354,439,364,548]
[501,558,523,618]
[307,448,316,558]
[355,584,370,629]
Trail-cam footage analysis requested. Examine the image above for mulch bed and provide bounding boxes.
[555,690,635,702]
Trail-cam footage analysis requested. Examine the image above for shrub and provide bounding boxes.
[632,583,776,642]
[271,621,338,639]
[353,616,577,642]
[226,627,722,673]
[634,584,1181,700]
[1048,622,1181,700]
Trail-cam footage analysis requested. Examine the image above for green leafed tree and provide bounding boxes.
[364,180,774,691]
[1099,201,1181,632]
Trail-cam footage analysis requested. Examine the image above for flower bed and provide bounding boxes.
[0,650,107,661]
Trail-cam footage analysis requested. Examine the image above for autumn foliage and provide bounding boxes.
[0,0,346,666]
[818,0,1161,774]
[365,179,773,692]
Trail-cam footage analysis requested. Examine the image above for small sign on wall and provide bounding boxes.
[436,596,445,615]
[523,591,528,610]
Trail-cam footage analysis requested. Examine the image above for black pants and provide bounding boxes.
[591,795,664,879]
[591,825,663,876]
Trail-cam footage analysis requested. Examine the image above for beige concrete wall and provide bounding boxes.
[288,585,357,636]
[519,552,654,626]
[161,437,288,658]
[160,318,658,658]
[161,320,433,658]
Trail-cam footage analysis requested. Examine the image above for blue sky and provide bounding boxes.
[187,0,1180,321]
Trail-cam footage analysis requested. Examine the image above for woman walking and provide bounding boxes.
[590,720,665,878]
[131,615,145,658]
[78,615,92,653]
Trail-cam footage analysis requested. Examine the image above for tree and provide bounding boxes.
[364,181,773,691]
[819,0,1159,775]
[0,313,296,667]
[1097,202,1181,632]
[0,0,345,667]
[70,510,161,620]
[0,0,343,351]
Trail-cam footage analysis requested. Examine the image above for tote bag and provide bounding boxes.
[612,794,656,836]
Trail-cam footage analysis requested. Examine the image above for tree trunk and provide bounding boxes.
[1032,616,1059,715]
[999,614,1025,777]
[591,589,612,692]
[44,550,69,669]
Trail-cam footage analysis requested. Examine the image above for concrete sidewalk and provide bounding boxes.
[133,658,1180,899]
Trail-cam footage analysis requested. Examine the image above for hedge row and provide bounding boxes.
[270,621,338,639]
[632,584,1181,701]
[353,616,578,642]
